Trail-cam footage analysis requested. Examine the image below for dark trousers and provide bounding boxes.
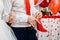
[11,27,38,40]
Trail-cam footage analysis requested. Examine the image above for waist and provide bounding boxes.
[11,26,34,31]
[11,22,31,27]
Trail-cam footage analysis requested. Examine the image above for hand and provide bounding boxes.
[36,12,42,18]
[8,12,16,24]
[28,16,37,27]
[35,12,42,24]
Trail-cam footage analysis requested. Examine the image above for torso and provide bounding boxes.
[11,0,34,27]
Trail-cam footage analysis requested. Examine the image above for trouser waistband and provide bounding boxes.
[11,26,33,30]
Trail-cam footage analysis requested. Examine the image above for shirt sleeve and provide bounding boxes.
[31,0,43,17]
[2,0,14,22]
[34,0,43,6]
[31,6,39,17]
[0,0,4,20]
[3,0,29,23]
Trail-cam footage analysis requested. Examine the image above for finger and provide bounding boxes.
[29,20,34,27]
[36,11,40,15]
[30,21,37,27]
[33,21,37,26]
[9,20,14,24]
[31,23,35,27]
[35,18,40,24]
[8,18,14,23]
[39,12,42,17]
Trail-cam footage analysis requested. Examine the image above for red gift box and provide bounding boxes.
[36,15,60,32]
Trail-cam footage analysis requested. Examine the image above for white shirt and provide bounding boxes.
[0,0,4,20]
[3,0,38,27]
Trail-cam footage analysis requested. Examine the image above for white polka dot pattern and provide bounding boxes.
[38,18,60,40]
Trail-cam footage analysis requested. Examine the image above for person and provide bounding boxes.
[3,0,42,40]
[0,0,17,40]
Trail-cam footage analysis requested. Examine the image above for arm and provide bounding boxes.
[31,6,42,17]
[3,0,30,24]
[0,0,4,20]
[2,0,14,22]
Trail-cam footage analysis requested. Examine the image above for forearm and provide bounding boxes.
[31,7,42,17]
[2,12,10,22]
